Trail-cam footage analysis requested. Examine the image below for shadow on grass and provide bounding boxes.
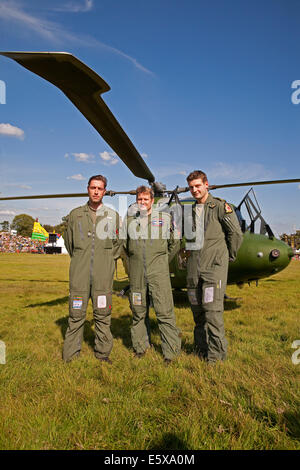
[180,338,195,355]
[111,314,132,349]
[55,316,95,350]
[55,313,165,358]
[224,300,241,311]
[251,407,300,440]
[113,279,129,292]
[26,296,69,308]
[148,432,190,450]
[111,314,162,355]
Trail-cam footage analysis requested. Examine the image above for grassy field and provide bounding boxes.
[0,253,299,450]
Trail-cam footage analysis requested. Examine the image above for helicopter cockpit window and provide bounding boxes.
[237,189,274,239]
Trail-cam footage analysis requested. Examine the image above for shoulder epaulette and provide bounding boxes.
[213,197,225,203]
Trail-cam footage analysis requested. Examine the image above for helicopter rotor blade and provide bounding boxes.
[2,178,300,201]
[162,179,300,196]
[0,51,155,183]
[208,178,300,190]
[0,190,138,201]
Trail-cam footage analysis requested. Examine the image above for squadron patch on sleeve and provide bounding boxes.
[224,202,233,214]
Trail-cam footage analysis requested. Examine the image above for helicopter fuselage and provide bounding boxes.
[169,231,294,288]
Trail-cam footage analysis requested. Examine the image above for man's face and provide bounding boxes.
[188,178,209,203]
[137,192,153,214]
[88,179,106,205]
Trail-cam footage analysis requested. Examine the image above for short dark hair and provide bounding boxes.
[136,185,154,200]
[186,170,208,184]
[88,174,107,188]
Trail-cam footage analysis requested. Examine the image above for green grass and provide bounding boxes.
[0,253,299,450]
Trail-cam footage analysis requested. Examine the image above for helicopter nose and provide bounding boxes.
[267,242,294,274]
[270,248,280,260]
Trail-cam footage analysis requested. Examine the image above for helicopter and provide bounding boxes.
[0,51,299,289]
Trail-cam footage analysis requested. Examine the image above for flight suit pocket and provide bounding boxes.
[69,293,87,319]
[104,238,113,249]
[202,281,222,305]
[129,288,147,309]
[93,292,112,316]
[73,218,85,249]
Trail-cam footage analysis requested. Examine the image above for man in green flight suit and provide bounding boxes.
[123,186,181,363]
[63,174,121,364]
[185,170,243,364]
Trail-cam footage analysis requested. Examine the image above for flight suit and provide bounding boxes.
[185,193,243,363]
[123,208,181,360]
[63,202,121,362]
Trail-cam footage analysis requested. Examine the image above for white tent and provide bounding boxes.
[56,235,68,254]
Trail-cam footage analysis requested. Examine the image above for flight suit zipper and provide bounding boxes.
[90,222,96,284]
[143,239,148,285]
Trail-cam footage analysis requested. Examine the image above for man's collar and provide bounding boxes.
[192,192,214,207]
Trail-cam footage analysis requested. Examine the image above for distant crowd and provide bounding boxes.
[0,232,45,253]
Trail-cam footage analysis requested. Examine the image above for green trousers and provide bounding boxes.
[187,274,228,363]
[129,274,181,360]
[63,285,113,362]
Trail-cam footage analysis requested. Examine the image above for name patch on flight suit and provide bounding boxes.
[97,295,107,309]
[204,287,214,304]
[73,296,83,309]
[132,292,142,306]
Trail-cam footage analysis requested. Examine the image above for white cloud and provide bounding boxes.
[65,152,95,163]
[0,210,16,215]
[0,2,59,42]
[5,183,31,189]
[153,164,189,179]
[27,206,50,211]
[208,162,273,181]
[53,0,93,13]
[0,1,153,75]
[99,151,118,166]
[67,174,86,180]
[141,153,149,159]
[0,123,24,139]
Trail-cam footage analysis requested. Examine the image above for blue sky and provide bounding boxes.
[0,0,299,235]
